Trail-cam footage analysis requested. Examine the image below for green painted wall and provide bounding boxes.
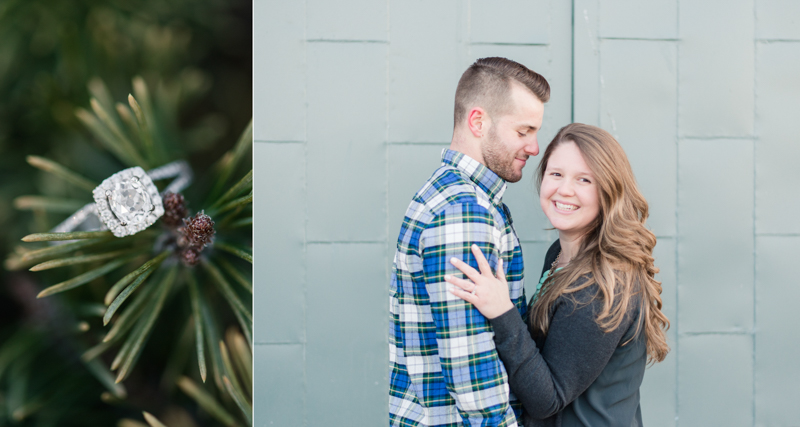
[255,1,800,425]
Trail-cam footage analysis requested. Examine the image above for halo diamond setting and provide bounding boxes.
[93,167,164,237]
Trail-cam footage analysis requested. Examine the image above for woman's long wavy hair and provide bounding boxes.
[530,123,670,363]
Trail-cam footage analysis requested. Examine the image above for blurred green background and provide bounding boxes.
[0,0,251,425]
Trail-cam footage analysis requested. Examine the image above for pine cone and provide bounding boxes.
[181,247,201,266]
[181,211,215,248]
[162,192,188,227]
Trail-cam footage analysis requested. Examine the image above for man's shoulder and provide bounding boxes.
[414,165,485,217]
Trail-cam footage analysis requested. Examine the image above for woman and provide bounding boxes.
[445,123,669,426]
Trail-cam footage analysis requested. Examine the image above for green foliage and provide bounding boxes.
[0,1,252,425]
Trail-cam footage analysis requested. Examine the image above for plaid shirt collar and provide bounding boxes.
[441,148,508,204]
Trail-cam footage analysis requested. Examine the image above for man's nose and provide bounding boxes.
[524,135,539,156]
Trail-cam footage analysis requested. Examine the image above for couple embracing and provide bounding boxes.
[389,57,669,427]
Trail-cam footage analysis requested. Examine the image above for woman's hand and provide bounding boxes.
[445,244,516,319]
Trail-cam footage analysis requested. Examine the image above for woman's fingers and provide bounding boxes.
[443,274,475,292]
[449,256,481,282]
[449,287,479,305]
[471,244,492,277]
[496,258,506,283]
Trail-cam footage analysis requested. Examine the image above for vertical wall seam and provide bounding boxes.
[674,0,681,424]
[384,0,391,420]
[467,0,472,58]
[751,10,758,425]
[595,0,600,126]
[302,1,309,425]
[570,0,575,123]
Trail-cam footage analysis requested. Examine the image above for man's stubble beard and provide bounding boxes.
[482,125,522,183]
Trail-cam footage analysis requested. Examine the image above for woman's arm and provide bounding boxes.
[446,246,640,419]
[489,283,636,419]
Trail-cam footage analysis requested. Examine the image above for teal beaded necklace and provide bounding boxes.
[531,250,563,306]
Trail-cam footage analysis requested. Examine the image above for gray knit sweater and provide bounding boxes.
[489,240,646,427]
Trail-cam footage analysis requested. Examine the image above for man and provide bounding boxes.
[389,57,550,426]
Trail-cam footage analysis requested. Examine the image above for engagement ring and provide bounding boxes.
[53,161,192,238]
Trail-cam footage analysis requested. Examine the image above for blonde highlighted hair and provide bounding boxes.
[531,123,670,363]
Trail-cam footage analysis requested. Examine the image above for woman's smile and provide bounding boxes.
[553,200,579,212]
[539,141,600,239]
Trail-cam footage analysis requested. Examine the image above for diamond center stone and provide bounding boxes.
[109,178,153,225]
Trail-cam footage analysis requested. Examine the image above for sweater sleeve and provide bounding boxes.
[489,283,639,419]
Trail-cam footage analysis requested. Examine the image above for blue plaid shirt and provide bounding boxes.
[389,149,527,427]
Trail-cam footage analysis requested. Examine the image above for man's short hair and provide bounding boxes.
[453,57,550,128]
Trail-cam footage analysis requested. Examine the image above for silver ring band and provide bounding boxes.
[52,160,192,238]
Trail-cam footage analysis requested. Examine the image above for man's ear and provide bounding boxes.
[467,107,489,138]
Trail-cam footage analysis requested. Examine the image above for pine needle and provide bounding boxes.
[75,108,138,167]
[177,376,239,427]
[202,260,251,323]
[82,340,114,362]
[87,77,115,113]
[104,250,170,306]
[226,329,252,391]
[103,266,158,325]
[216,257,252,293]
[37,256,133,298]
[143,411,168,427]
[114,265,178,383]
[103,280,157,343]
[83,358,127,399]
[128,94,156,164]
[225,217,252,229]
[219,341,246,405]
[26,155,97,192]
[22,230,113,242]
[200,297,225,390]
[214,242,252,264]
[215,192,252,216]
[90,98,148,168]
[207,121,252,204]
[111,318,142,371]
[30,249,141,271]
[13,196,88,213]
[20,238,109,264]
[116,103,140,142]
[223,376,252,426]
[210,170,252,210]
[187,273,207,382]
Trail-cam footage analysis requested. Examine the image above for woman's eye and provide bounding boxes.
[580,178,592,183]
[551,172,561,177]
[518,132,526,137]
